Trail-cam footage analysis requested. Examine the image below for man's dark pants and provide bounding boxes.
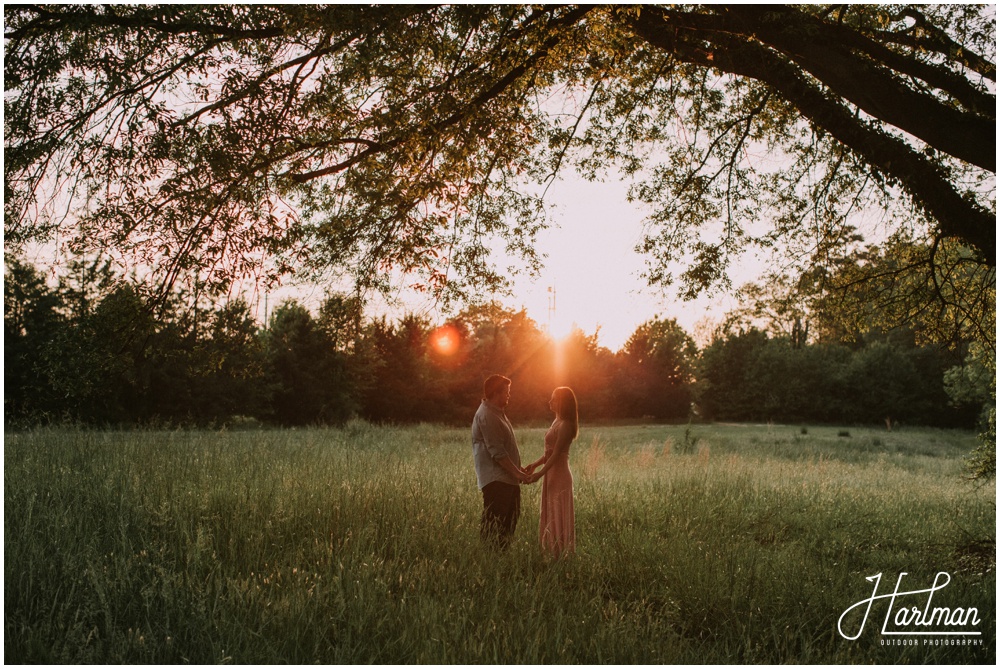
[480,481,521,550]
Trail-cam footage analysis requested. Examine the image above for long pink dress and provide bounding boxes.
[539,420,575,557]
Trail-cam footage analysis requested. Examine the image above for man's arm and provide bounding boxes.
[496,454,528,483]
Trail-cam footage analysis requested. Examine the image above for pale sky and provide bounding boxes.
[508,174,751,351]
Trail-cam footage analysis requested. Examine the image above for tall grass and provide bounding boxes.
[5,422,994,663]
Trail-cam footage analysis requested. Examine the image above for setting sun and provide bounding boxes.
[547,313,575,342]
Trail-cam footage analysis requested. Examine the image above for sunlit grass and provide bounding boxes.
[5,422,994,663]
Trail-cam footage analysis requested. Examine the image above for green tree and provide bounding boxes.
[697,326,965,426]
[318,292,365,353]
[737,341,855,423]
[802,236,995,349]
[4,259,65,422]
[840,343,924,425]
[357,314,438,423]
[6,5,993,309]
[35,282,167,424]
[724,274,815,347]
[944,343,997,477]
[264,300,356,425]
[697,328,768,421]
[424,317,478,424]
[615,317,697,420]
[190,300,269,422]
[556,327,617,422]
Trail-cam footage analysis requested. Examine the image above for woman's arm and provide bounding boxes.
[525,453,548,473]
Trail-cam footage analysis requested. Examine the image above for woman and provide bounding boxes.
[525,386,578,558]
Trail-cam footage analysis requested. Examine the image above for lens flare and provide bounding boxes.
[431,325,459,356]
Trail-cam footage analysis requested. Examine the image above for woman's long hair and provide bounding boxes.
[553,386,579,439]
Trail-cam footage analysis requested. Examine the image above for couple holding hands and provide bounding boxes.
[471,374,578,558]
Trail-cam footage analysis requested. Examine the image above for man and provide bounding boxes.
[471,374,528,550]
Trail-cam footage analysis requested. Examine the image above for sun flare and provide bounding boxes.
[431,325,459,356]
[547,315,575,342]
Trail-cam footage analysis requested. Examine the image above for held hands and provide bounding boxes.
[518,462,542,484]
[517,466,541,485]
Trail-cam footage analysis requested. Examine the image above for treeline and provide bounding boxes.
[4,259,984,429]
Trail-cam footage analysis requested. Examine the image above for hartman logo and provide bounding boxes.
[838,572,983,645]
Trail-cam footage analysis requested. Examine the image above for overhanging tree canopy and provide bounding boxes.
[5,4,995,305]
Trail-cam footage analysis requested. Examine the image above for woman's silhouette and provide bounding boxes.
[526,386,578,558]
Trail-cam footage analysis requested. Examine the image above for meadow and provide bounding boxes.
[5,422,995,664]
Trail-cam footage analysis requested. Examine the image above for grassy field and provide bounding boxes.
[5,422,995,664]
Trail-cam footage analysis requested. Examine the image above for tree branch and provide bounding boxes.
[629,7,996,264]
[287,5,595,184]
[7,4,288,41]
[726,5,995,172]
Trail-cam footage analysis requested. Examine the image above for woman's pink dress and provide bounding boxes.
[539,420,575,557]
